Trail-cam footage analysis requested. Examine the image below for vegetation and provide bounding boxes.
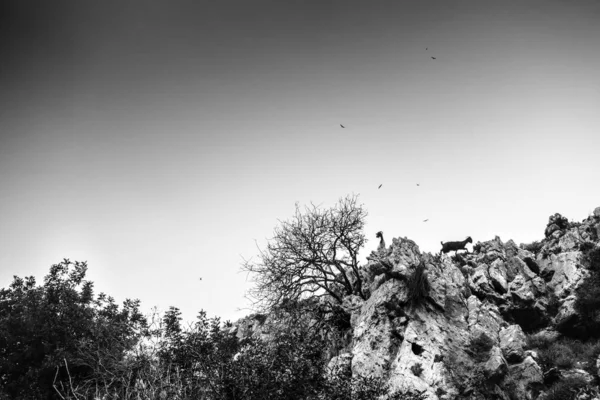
[0,259,146,399]
[410,363,423,377]
[242,194,368,311]
[543,376,588,400]
[1,259,425,400]
[574,246,600,338]
[406,262,430,307]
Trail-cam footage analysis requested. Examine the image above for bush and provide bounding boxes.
[410,363,423,377]
[526,331,556,350]
[0,260,147,399]
[407,262,430,307]
[543,376,588,400]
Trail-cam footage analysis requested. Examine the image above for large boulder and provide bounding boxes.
[508,356,544,400]
[484,346,508,382]
[539,252,588,299]
[500,324,527,363]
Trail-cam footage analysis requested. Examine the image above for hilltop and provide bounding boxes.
[234,207,600,400]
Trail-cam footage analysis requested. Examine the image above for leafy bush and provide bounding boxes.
[443,350,486,396]
[410,363,423,377]
[407,262,430,307]
[526,331,556,350]
[537,341,577,370]
[0,260,146,399]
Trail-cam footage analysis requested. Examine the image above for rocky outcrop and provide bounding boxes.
[234,209,600,399]
[345,210,600,399]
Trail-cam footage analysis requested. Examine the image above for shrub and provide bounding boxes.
[407,262,430,307]
[410,363,423,377]
[537,341,576,370]
[526,331,556,351]
[543,376,588,400]
[0,260,147,399]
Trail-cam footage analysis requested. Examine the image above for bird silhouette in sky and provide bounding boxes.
[431,57,436,60]
[378,184,382,189]
[340,124,345,128]
[423,219,429,222]
[426,48,428,50]
[416,183,420,186]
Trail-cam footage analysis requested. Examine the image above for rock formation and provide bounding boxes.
[236,207,600,399]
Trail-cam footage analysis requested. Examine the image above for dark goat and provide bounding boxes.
[376,231,386,254]
[440,237,473,255]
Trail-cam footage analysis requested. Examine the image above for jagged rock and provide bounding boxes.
[476,236,507,264]
[389,237,421,268]
[509,275,536,303]
[539,252,588,298]
[489,260,508,294]
[500,325,526,363]
[559,230,584,252]
[467,296,502,340]
[343,294,365,329]
[545,223,561,238]
[484,346,508,382]
[507,256,537,281]
[352,279,404,379]
[238,211,600,398]
[508,356,544,400]
[594,207,600,218]
[469,266,495,297]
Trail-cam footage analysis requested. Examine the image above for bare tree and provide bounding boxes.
[242,195,367,311]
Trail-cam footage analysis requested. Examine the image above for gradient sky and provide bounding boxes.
[1,0,599,323]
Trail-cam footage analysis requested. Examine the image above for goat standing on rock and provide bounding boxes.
[376,231,386,254]
[440,237,473,255]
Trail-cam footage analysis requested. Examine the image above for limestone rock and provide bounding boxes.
[559,230,583,252]
[489,260,508,294]
[539,252,588,298]
[484,346,508,382]
[500,324,526,363]
[508,356,543,400]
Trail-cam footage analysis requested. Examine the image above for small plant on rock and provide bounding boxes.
[407,262,430,307]
[410,363,423,377]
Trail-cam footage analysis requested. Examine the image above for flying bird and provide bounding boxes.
[340,124,345,128]
[426,48,428,50]
[378,184,382,189]
[423,219,429,222]
[431,57,436,60]
[416,183,420,186]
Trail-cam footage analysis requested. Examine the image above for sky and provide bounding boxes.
[1,0,599,323]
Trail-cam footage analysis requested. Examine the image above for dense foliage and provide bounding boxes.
[1,261,424,400]
[0,259,146,399]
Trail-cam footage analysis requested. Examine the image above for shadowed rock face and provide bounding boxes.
[235,210,600,400]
